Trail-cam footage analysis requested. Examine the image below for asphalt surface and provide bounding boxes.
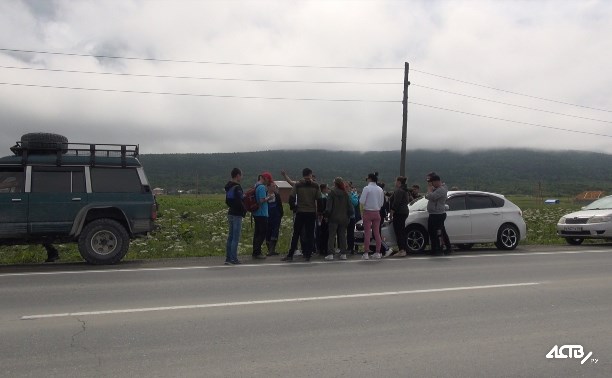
[1,245,611,377]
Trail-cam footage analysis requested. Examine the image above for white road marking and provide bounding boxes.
[21,282,539,320]
[1,249,611,278]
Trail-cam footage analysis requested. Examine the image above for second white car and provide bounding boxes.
[355,190,527,253]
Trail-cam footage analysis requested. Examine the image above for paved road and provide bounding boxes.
[1,245,610,377]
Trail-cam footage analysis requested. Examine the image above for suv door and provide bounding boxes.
[28,166,87,235]
[0,167,27,238]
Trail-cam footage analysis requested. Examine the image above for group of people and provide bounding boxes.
[223,167,450,265]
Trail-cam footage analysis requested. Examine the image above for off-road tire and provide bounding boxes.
[19,132,68,154]
[78,218,130,265]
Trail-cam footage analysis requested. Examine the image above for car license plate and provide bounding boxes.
[564,226,583,231]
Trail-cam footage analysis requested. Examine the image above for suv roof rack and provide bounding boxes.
[11,141,140,167]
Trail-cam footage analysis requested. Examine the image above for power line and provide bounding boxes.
[412,68,612,114]
[4,65,609,125]
[413,84,612,125]
[0,82,400,103]
[1,80,608,139]
[3,47,609,114]
[0,65,400,85]
[0,48,401,70]
[409,101,612,138]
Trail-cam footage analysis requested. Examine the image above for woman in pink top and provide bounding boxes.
[359,172,385,259]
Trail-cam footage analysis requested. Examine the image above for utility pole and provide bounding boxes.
[400,62,410,176]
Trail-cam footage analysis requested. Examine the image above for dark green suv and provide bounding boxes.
[0,133,157,264]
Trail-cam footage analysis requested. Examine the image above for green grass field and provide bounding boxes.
[0,194,597,265]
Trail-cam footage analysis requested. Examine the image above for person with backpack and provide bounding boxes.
[224,168,246,265]
[281,168,322,262]
[252,172,274,259]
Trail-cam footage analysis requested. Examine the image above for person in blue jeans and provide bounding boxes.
[224,168,246,265]
[251,172,274,259]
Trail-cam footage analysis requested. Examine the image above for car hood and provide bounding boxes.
[562,209,612,218]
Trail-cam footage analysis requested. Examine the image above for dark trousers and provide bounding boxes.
[392,213,408,252]
[288,212,316,258]
[347,218,356,252]
[266,211,281,242]
[288,212,307,250]
[252,216,268,256]
[316,219,329,255]
[442,221,451,250]
[428,213,446,252]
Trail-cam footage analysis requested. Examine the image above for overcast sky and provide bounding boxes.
[1,0,611,154]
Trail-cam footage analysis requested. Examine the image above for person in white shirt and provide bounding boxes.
[359,172,385,259]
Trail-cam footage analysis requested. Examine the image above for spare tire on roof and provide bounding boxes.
[17,132,69,155]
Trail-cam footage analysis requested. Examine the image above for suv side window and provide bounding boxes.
[0,167,24,193]
[446,195,466,211]
[467,195,501,210]
[31,167,86,193]
[91,167,142,193]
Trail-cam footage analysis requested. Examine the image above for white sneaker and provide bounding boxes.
[294,250,303,256]
[340,254,347,260]
[396,251,407,257]
[361,253,369,260]
[373,253,382,259]
[324,254,334,261]
[384,250,394,258]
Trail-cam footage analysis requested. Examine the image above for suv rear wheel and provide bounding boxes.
[78,219,130,264]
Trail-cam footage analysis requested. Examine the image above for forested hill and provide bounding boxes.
[138,149,612,197]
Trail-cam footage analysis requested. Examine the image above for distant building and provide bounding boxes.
[274,180,293,203]
[152,188,165,195]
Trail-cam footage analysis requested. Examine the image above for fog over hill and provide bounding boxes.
[139,149,612,197]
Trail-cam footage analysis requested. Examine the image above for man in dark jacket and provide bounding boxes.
[281,168,321,262]
[224,168,246,265]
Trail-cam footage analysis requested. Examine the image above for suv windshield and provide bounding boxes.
[584,196,612,210]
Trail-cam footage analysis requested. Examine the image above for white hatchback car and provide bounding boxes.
[556,195,612,245]
[355,190,527,253]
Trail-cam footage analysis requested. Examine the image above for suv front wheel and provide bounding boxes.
[78,219,130,264]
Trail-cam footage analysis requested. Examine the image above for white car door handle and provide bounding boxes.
[11,198,22,202]
[72,197,82,201]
